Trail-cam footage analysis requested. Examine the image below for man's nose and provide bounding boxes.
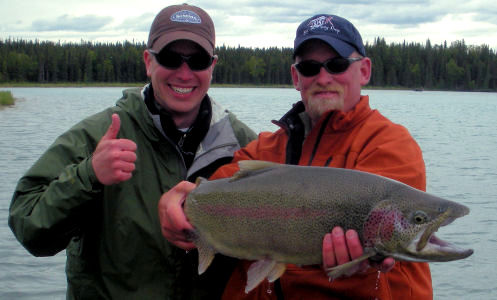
[175,62,195,80]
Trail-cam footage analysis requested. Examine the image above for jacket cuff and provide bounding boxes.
[80,156,104,192]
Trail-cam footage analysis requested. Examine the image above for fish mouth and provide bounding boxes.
[410,207,473,262]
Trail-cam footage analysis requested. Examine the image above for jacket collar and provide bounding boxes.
[272,101,306,133]
[274,95,372,134]
[319,95,371,132]
[143,84,212,169]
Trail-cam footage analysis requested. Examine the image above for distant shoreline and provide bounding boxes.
[0,82,495,92]
[0,82,292,88]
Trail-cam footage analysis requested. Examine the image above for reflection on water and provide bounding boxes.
[1,87,496,298]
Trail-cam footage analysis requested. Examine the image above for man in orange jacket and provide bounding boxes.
[159,14,432,299]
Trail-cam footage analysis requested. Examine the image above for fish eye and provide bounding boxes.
[413,211,428,224]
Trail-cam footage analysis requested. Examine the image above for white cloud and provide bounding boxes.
[0,0,496,50]
[32,14,112,32]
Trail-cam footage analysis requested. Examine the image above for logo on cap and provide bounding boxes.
[305,16,340,35]
[171,10,201,24]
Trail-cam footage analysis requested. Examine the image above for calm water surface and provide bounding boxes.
[1,87,496,299]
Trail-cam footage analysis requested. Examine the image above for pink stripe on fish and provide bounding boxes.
[198,204,328,220]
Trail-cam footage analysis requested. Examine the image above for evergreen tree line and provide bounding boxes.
[1,38,496,91]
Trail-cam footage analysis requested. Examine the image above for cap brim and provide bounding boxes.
[151,31,214,55]
[294,35,355,58]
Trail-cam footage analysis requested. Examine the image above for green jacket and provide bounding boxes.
[8,87,257,299]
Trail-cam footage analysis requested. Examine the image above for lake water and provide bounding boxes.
[1,87,496,299]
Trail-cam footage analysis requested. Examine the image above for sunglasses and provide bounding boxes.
[295,57,363,77]
[149,49,215,71]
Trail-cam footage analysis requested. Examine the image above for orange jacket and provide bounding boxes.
[211,96,432,300]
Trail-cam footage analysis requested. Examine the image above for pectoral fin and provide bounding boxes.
[267,262,286,282]
[245,259,286,293]
[325,251,376,280]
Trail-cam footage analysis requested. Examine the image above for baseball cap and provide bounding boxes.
[294,14,365,58]
[147,4,215,55]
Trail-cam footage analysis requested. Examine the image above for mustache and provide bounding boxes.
[309,86,344,94]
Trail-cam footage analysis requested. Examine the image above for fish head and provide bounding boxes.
[362,192,474,263]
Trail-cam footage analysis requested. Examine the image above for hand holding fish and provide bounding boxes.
[158,181,197,250]
[323,228,395,277]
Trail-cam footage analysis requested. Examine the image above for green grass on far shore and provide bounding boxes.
[0,90,15,106]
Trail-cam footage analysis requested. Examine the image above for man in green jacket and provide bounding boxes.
[8,4,256,299]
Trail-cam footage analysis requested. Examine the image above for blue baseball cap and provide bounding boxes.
[294,14,366,58]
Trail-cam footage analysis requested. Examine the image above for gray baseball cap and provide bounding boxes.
[147,4,215,55]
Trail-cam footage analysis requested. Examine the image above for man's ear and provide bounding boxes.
[291,64,301,91]
[143,50,153,77]
[359,57,372,86]
[211,55,218,69]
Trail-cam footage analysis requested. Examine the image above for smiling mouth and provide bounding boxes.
[171,85,194,94]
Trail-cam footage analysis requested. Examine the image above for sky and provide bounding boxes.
[1,0,497,51]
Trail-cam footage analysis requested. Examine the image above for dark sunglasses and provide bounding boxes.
[295,57,363,77]
[149,49,215,71]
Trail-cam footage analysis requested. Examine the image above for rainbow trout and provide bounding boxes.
[185,161,473,293]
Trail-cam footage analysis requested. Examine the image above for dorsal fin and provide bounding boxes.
[231,160,284,181]
[194,177,208,186]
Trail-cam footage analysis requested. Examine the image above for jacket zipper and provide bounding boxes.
[307,112,334,166]
[160,134,188,179]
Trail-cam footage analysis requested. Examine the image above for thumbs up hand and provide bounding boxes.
[92,113,137,185]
